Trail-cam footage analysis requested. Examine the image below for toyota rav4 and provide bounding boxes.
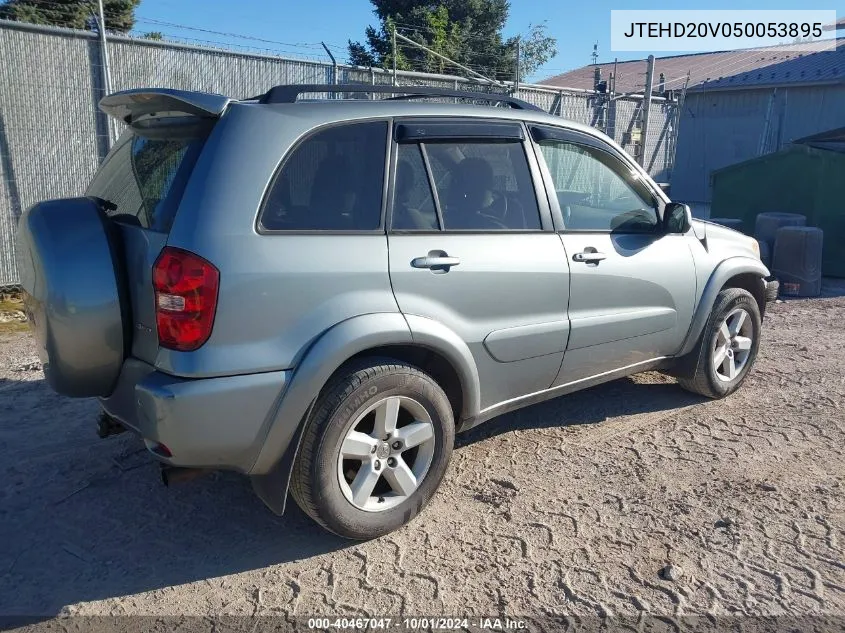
[17,84,778,539]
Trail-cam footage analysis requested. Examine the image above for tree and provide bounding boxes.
[512,22,557,80]
[421,5,461,74]
[0,0,141,33]
[348,0,557,82]
[142,30,163,40]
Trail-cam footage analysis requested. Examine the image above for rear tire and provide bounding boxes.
[290,359,454,540]
[677,288,762,399]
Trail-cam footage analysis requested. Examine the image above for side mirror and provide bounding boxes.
[663,202,692,234]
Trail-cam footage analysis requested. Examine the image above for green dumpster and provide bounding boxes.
[710,130,845,278]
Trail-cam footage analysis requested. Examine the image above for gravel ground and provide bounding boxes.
[1,297,843,629]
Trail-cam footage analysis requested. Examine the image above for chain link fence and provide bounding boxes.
[0,19,676,287]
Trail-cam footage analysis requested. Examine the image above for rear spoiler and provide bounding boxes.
[99,89,232,124]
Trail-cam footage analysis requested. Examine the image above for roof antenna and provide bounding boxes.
[592,42,599,65]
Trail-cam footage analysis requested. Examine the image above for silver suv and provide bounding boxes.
[17,84,778,539]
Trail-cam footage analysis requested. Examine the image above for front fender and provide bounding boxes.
[678,256,769,357]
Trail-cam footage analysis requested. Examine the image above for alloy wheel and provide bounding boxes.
[713,307,754,382]
[337,396,436,512]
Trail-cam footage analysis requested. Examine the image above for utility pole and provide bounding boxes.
[639,54,655,167]
[514,37,520,95]
[611,58,618,98]
[668,72,690,176]
[392,24,397,86]
[394,32,505,89]
[608,58,619,140]
[96,0,114,145]
[321,42,338,96]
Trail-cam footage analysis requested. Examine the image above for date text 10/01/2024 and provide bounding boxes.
[307,618,528,630]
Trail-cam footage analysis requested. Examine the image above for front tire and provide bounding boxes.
[290,359,454,540]
[677,288,762,399]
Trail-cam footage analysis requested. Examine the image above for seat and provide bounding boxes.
[443,157,506,230]
[309,155,357,229]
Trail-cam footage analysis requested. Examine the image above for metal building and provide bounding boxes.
[672,39,845,213]
[541,28,845,217]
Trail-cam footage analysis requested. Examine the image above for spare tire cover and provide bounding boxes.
[16,197,127,398]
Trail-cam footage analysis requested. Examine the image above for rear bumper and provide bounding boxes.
[100,359,288,473]
[764,276,780,303]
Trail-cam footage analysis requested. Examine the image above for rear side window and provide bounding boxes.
[393,140,541,231]
[87,130,205,233]
[261,121,388,231]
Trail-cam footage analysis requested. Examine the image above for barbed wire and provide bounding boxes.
[135,16,343,51]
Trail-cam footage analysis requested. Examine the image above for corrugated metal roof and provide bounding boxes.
[794,126,845,143]
[540,38,845,94]
[792,126,845,152]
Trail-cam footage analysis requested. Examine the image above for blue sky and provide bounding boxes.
[132,0,843,81]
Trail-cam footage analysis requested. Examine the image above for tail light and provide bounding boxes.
[153,247,219,352]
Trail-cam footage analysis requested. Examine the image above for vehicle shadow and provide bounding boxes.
[0,376,348,618]
[456,374,704,448]
[0,372,703,618]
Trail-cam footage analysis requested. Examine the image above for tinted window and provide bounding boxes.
[262,121,387,231]
[87,131,204,233]
[393,144,439,230]
[422,141,541,231]
[537,140,658,233]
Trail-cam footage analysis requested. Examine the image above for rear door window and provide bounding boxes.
[392,144,439,230]
[261,121,389,231]
[87,129,206,233]
[427,141,540,231]
[392,140,541,231]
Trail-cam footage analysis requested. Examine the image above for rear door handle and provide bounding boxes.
[411,252,461,271]
[572,251,607,263]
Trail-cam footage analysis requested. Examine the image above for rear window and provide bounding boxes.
[260,121,388,231]
[86,126,206,233]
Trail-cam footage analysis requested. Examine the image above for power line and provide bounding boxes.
[394,36,512,72]
[135,16,343,51]
[137,32,331,63]
[392,21,517,45]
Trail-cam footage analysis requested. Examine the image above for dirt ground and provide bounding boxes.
[1,296,843,629]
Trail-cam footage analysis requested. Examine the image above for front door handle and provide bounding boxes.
[411,251,460,272]
[572,250,607,263]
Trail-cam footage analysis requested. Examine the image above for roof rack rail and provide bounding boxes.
[255,84,542,111]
